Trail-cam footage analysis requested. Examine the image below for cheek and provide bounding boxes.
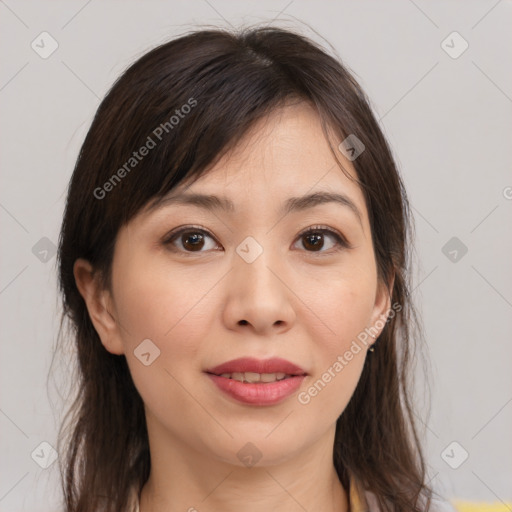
[111,255,213,344]
[115,261,213,424]
[111,255,220,398]
[296,263,376,413]
[298,286,370,426]
[304,261,377,354]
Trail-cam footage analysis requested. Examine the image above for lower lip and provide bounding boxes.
[206,374,306,405]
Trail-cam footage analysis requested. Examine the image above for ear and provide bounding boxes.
[73,258,125,355]
[369,271,395,339]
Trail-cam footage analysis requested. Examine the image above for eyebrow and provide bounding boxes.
[153,191,363,225]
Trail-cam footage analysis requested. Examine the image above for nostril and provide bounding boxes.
[239,320,248,325]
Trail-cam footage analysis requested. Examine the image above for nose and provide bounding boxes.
[222,248,296,336]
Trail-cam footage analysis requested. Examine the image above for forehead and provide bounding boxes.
[176,102,365,211]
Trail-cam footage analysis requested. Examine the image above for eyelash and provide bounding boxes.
[162,224,352,256]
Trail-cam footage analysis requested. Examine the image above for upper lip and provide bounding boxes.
[205,357,308,376]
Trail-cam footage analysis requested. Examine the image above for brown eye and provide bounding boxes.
[180,231,206,251]
[165,228,219,253]
[302,232,325,251]
[295,227,349,253]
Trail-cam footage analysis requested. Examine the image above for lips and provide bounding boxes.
[205,357,307,406]
[205,357,307,376]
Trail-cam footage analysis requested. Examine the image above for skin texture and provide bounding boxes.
[74,102,392,512]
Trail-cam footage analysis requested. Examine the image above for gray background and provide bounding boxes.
[1,1,511,510]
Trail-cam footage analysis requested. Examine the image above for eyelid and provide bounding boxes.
[162,224,214,243]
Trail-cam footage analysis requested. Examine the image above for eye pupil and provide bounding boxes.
[183,232,205,251]
[303,232,323,251]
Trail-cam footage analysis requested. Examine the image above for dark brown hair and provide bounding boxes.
[56,24,433,512]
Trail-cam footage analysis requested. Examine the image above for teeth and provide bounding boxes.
[244,372,261,383]
[218,372,292,383]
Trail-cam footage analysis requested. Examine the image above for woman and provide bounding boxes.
[56,25,454,511]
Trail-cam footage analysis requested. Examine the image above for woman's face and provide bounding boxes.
[77,102,391,468]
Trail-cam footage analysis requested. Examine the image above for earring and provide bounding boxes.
[368,332,376,352]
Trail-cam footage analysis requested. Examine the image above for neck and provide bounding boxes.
[139,419,349,512]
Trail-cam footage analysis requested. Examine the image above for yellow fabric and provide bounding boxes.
[348,477,379,512]
[453,503,512,512]
[349,475,368,511]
